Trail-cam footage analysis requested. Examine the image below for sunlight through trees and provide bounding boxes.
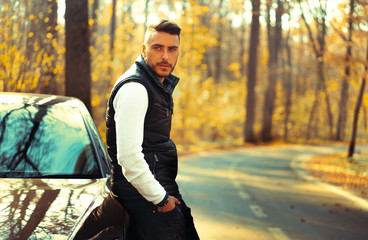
[1,0,368,149]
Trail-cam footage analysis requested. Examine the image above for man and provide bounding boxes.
[106,19,200,240]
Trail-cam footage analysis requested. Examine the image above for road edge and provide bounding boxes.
[290,154,368,212]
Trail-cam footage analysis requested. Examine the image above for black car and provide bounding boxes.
[0,92,127,239]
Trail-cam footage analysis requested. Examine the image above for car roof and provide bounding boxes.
[0,92,85,109]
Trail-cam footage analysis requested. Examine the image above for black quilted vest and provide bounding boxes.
[106,55,180,199]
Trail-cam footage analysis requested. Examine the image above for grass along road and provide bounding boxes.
[305,152,368,201]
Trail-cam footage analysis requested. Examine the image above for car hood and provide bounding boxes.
[0,178,109,240]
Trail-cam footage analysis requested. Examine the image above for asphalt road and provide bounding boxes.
[177,145,368,240]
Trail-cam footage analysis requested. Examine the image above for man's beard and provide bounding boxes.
[153,61,176,78]
[145,55,177,79]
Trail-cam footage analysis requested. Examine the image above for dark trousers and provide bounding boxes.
[74,193,129,240]
[119,194,200,240]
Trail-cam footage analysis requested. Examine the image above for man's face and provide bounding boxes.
[142,31,180,82]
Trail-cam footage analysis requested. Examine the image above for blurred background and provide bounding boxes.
[1,0,367,152]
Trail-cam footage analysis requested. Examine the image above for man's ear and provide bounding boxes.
[142,44,147,60]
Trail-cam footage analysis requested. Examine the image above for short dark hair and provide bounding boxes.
[144,19,181,44]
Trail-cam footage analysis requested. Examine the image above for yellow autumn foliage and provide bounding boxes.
[2,0,368,147]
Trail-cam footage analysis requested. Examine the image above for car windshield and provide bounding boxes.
[0,100,99,178]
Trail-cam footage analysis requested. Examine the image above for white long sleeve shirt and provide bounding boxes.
[113,81,166,204]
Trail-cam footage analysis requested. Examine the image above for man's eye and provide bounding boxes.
[169,48,178,52]
[154,47,162,50]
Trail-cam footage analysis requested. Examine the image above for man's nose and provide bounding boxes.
[162,49,169,61]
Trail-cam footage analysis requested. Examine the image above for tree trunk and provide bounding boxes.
[261,0,283,142]
[144,0,150,31]
[306,87,319,140]
[299,0,333,139]
[214,0,224,83]
[19,1,44,92]
[40,0,58,94]
[90,0,99,48]
[319,60,334,138]
[244,0,261,143]
[65,0,92,114]
[336,0,354,141]
[110,0,116,55]
[198,0,213,81]
[283,28,292,140]
[239,3,247,77]
[106,0,117,84]
[348,39,368,158]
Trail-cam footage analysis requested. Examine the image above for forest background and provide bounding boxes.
[1,0,368,155]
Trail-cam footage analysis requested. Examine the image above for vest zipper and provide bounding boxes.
[153,154,159,178]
